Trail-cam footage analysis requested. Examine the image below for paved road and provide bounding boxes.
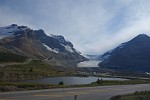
[0,84,150,100]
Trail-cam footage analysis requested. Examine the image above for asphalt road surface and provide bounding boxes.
[0,84,150,100]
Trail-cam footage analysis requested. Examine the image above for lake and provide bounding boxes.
[20,77,127,85]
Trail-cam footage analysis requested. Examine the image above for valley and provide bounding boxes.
[1,1,150,99]
[0,24,150,100]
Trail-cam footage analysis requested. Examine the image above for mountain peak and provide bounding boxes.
[7,24,28,30]
[10,24,18,27]
[100,33,150,72]
[134,34,150,39]
[129,34,150,44]
[0,24,87,67]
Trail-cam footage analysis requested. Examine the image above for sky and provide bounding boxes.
[1,0,150,55]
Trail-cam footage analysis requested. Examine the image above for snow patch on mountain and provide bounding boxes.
[106,42,127,54]
[108,49,115,53]
[64,45,74,53]
[61,44,74,53]
[0,24,29,39]
[43,43,59,53]
[118,42,127,49]
[74,49,81,54]
[103,55,111,60]
[101,42,128,61]
[78,60,101,68]
[46,33,56,38]
[0,25,17,34]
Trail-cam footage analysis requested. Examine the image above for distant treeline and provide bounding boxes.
[0,52,27,62]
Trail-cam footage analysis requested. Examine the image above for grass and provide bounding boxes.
[0,81,63,92]
[0,52,27,63]
[110,91,150,100]
[0,60,75,80]
[91,79,150,86]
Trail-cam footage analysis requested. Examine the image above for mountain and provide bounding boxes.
[0,24,87,67]
[99,34,150,72]
[84,54,99,60]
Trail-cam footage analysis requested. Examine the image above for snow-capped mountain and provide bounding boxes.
[34,29,78,54]
[99,34,150,72]
[84,54,99,60]
[101,42,128,61]
[0,24,29,39]
[0,24,87,67]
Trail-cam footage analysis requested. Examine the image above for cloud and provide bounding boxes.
[0,6,36,29]
[76,0,150,54]
[1,0,150,55]
[107,0,150,50]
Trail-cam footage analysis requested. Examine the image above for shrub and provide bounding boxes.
[96,79,103,84]
[59,81,64,85]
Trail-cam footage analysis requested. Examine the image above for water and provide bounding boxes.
[20,77,127,85]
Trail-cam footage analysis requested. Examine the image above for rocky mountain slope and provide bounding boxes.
[99,34,150,72]
[0,24,87,67]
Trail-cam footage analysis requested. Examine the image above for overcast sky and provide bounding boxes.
[0,0,150,55]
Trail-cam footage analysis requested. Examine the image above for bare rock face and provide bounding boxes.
[0,24,87,67]
[99,34,150,72]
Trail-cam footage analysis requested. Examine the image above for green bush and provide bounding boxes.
[59,81,64,85]
[96,79,103,84]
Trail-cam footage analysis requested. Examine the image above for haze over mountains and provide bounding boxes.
[0,24,86,67]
